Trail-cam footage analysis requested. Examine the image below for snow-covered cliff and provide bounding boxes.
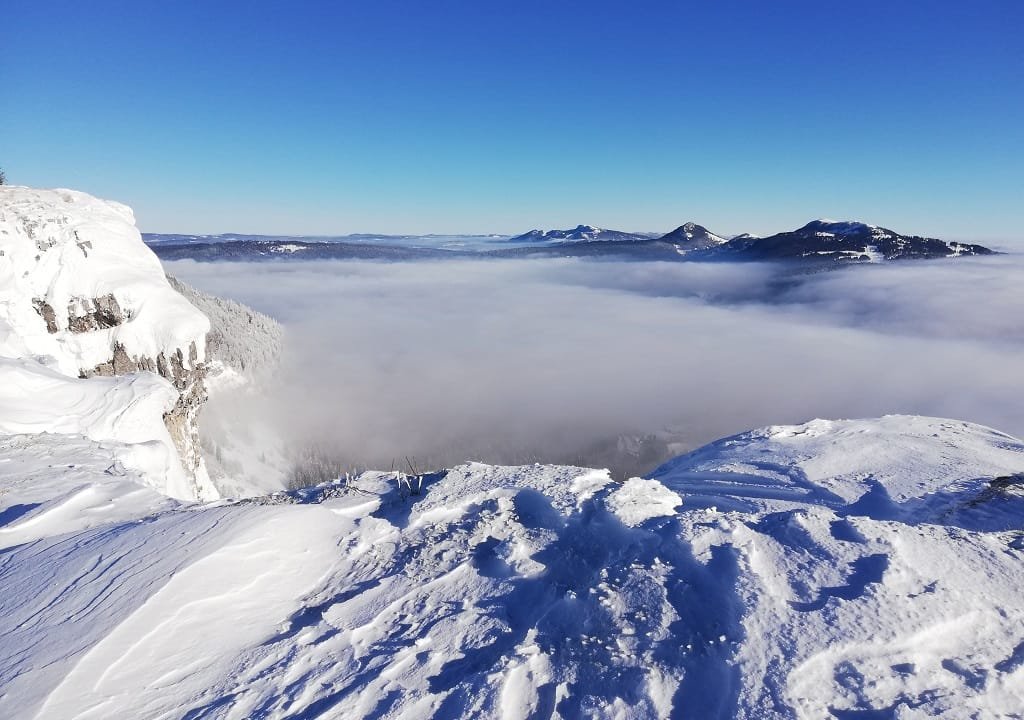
[0,187,216,499]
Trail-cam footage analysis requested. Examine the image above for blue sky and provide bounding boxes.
[2,1,1022,240]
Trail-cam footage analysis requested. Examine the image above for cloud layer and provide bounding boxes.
[167,254,1024,478]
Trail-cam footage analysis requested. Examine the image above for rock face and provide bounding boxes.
[0,186,215,500]
[67,292,125,332]
[82,341,209,484]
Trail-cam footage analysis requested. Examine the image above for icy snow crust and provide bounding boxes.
[0,187,213,500]
[1,415,1022,718]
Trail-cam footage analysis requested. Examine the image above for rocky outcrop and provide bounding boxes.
[67,293,126,332]
[31,299,59,334]
[161,364,208,484]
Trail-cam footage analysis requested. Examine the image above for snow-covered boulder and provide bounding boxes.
[0,186,215,499]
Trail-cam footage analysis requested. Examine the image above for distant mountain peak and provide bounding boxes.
[799,219,876,236]
[716,219,993,262]
[508,225,647,244]
[657,222,726,251]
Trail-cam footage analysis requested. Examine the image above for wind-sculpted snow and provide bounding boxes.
[0,358,201,499]
[0,415,1022,718]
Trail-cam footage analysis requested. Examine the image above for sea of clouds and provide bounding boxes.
[167,253,1024,479]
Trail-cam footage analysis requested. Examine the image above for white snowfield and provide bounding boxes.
[0,187,214,500]
[1,415,1022,719]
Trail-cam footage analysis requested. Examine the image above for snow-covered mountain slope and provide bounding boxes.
[166,274,283,385]
[508,225,651,244]
[1,414,1021,718]
[149,220,995,267]
[714,220,993,262]
[0,186,215,499]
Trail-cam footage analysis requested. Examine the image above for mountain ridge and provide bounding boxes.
[148,219,996,263]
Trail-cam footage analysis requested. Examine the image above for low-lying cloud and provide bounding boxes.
[167,254,1024,479]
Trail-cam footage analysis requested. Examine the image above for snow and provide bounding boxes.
[652,415,1024,511]
[811,220,874,235]
[1,414,1021,718]
[163,275,289,494]
[671,222,727,247]
[0,358,195,498]
[607,477,682,526]
[863,244,884,262]
[35,505,343,720]
[511,225,645,244]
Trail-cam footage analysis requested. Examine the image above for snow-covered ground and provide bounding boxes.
[1,415,1021,719]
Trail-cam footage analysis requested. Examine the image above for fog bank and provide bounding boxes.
[167,255,1024,479]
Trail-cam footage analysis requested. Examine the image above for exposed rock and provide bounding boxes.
[67,293,125,333]
[165,275,287,494]
[74,230,92,257]
[162,363,208,482]
[32,299,58,334]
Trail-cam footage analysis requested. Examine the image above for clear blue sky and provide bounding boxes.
[2,1,1022,240]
